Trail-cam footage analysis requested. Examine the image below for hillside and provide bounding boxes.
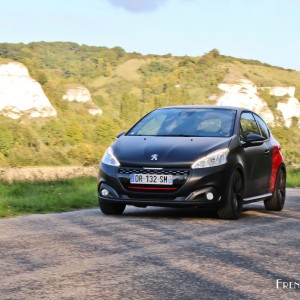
[0,42,299,168]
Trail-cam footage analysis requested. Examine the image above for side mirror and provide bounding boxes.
[244,133,265,146]
[117,132,126,138]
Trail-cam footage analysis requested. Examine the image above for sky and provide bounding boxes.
[1,0,300,70]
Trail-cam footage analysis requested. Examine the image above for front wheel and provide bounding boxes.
[217,170,243,220]
[99,199,126,215]
[264,168,286,211]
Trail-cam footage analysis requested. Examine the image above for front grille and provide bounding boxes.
[119,167,189,176]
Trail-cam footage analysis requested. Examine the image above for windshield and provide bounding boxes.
[127,108,236,137]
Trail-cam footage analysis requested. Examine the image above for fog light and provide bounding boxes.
[206,192,214,200]
[101,189,109,197]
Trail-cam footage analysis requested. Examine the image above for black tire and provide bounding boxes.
[99,199,126,215]
[217,170,243,220]
[264,168,286,211]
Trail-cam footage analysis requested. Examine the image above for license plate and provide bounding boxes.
[130,174,173,185]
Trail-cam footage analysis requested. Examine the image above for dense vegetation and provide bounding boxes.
[0,42,300,168]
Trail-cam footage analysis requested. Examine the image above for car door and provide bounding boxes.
[240,112,273,197]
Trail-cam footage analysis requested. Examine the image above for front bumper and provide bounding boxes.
[99,182,220,208]
[98,163,230,209]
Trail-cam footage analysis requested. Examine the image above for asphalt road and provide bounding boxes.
[0,189,299,300]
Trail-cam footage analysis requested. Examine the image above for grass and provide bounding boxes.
[286,169,300,188]
[0,177,98,218]
[0,170,299,218]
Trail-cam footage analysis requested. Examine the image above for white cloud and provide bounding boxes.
[108,0,168,12]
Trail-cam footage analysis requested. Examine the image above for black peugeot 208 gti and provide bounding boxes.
[98,106,286,220]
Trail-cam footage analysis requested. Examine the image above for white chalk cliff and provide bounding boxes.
[216,79,300,127]
[63,86,103,116]
[276,96,300,127]
[265,86,300,127]
[0,62,57,119]
[62,86,92,102]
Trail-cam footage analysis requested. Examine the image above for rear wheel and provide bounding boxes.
[217,170,243,220]
[99,199,126,215]
[264,168,286,211]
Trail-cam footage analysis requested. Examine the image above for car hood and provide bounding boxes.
[112,136,233,167]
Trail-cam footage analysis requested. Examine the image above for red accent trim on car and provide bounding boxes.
[269,136,284,192]
[128,185,177,191]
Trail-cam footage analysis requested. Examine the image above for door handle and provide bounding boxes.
[264,150,270,155]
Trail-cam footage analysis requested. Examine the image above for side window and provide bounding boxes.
[254,114,270,139]
[240,112,260,140]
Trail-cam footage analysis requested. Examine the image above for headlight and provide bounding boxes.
[191,148,229,169]
[101,147,120,166]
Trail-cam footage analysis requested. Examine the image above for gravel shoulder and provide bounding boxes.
[0,166,98,182]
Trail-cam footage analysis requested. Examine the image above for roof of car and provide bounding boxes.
[159,105,253,114]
